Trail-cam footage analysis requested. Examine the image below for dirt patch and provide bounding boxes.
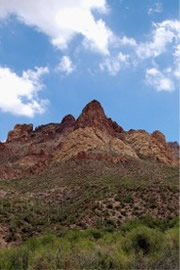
[0,190,7,198]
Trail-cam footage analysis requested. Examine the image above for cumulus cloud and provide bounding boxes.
[145,67,174,91]
[0,0,113,55]
[56,56,75,75]
[118,36,137,47]
[136,20,180,59]
[147,1,163,15]
[95,18,179,93]
[99,52,129,76]
[0,66,49,117]
[135,20,180,91]
[0,1,179,93]
[173,44,180,79]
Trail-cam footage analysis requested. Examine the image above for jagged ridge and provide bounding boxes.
[0,100,179,179]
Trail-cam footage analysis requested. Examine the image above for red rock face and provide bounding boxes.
[0,100,179,180]
[151,130,166,144]
[0,142,6,151]
[6,115,75,145]
[168,142,180,158]
[75,100,123,137]
[57,114,75,134]
[33,123,61,143]
[7,124,33,143]
[108,118,124,134]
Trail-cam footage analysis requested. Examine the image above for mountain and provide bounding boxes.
[0,100,179,247]
[0,100,178,180]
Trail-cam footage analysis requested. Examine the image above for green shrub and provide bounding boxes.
[38,233,56,247]
[0,222,178,270]
[85,228,104,240]
[64,249,118,270]
[124,226,163,255]
[0,246,29,270]
[29,251,56,270]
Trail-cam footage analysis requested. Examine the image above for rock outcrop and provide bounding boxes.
[168,142,180,159]
[0,100,178,180]
[7,124,33,143]
[55,127,138,162]
[75,100,124,137]
[125,129,177,166]
[57,114,75,134]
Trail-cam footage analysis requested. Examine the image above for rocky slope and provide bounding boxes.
[0,100,179,247]
[0,100,179,180]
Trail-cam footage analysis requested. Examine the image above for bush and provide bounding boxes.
[85,228,104,240]
[123,226,163,255]
[29,251,56,270]
[0,246,29,270]
[0,222,179,270]
[64,249,118,270]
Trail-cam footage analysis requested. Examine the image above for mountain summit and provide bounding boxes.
[0,100,178,180]
[75,100,124,136]
[75,100,108,129]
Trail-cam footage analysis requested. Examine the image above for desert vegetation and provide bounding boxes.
[0,159,179,269]
[0,219,179,270]
[0,159,179,243]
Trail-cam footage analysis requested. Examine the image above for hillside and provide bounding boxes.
[0,100,179,252]
[0,100,179,180]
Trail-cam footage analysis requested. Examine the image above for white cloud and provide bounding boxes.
[100,52,129,76]
[174,44,180,79]
[82,19,114,54]
[0,66,49,117]
[136,20,180,59]
[0,2,179,93]
[97,19,179,92]
[0,0,112,55]
[145,67,174,92]
[148,1,163,15]
[56,56,75,75]
[136,20,180,90]
[118,36,137,47]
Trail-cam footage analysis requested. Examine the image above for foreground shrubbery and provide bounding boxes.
[0,220,179,270]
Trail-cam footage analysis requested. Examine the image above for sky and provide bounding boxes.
[0,0,179,142]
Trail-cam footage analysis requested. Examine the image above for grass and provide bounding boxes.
[0,222,179,270]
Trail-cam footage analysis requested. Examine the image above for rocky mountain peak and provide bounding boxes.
[75,100,123,136]
[60,114,75,126]
[0,100,179,180]
[151,130,166,144]
[57,114,76,134]
[7,124,33,143]
[84,99,103,110]
[75,100,106,127]
[168,141,180,158]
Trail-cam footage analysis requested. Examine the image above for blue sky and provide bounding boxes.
[0,0,179,142]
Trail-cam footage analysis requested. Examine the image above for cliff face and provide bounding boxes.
[0,100,178,179]
[75,100,124,137]
[168,142,180,159]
